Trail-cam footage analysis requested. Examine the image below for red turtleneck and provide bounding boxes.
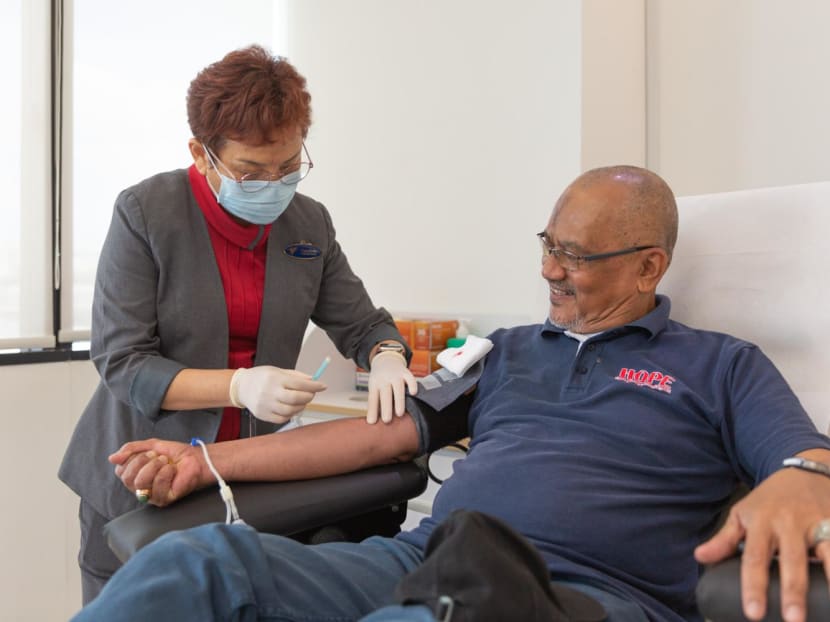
[188,164,272,441]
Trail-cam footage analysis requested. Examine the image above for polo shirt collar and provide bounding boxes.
[539,294,672,339]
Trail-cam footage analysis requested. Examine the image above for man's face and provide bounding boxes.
[541,180,653,333]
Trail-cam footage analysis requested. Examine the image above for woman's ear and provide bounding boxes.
[188,138,209,175]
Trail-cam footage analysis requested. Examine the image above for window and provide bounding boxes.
[0,0,53,349]
[2,0,282,351]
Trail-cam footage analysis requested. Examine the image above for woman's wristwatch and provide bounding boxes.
[375,342,406,356]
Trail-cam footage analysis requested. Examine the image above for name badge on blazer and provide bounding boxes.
[284,241,322,259]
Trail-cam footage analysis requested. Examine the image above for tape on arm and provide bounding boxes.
[405,360,484,456]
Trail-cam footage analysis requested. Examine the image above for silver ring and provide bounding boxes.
[135,488,151,504]
[812,519,830,546]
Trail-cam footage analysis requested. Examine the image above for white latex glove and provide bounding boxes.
[367,351,418,425]
[229,366,326,424]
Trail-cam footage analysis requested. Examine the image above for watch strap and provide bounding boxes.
[376,342,406,355]
[782,457,830,479]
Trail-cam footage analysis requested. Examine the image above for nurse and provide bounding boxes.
[58,44,415,603]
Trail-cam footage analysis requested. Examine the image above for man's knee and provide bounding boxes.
[143,523,261,564]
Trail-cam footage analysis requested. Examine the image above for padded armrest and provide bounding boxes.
[696,556,830,622]
[104,461,427,563]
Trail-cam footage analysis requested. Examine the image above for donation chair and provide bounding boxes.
[105,460,428,561]
[106,181,830,620]
[105,324,433,561]
[659,181,830,621]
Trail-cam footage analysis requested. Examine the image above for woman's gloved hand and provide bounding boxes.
[229,366,326,424]
[367,350,418,425]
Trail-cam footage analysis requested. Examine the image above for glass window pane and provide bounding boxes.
[65,0,279,339]
[0,2,22,342]
[0,0,54,349]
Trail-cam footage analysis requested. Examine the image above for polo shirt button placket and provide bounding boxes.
[569,356,592,388]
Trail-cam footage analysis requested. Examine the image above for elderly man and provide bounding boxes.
[72,166,830,622]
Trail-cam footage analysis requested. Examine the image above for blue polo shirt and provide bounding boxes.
[398,296,830,621]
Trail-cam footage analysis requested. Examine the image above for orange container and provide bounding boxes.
[409,349,442,377]
[412,319,459,351]
[393,319,415,348]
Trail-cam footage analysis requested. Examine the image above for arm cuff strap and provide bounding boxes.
[407,391,474,456]
[404,361,483,455]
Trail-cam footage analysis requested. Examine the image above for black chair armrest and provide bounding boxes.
[696,556,830,622]
[104,461,427,563]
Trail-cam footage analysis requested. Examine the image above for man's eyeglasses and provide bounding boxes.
[203,143,314,193]
[537,232,658,271]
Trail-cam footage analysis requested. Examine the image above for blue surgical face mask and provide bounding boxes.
[202,144,300,225]
[211,171,297,225]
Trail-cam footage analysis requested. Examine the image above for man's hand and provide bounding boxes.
[109,439,206,507]
[695,451,830,622]
[367,350,418,424]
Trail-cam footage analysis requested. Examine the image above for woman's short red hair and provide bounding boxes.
[187,45,312,150]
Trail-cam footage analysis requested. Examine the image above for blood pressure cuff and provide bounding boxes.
[406,360,482,456]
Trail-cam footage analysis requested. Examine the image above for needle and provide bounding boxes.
[296,356,331,428]
[312,356,331,381]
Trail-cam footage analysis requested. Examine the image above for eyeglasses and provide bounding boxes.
[536,232,657,271]
[203,142,313,192]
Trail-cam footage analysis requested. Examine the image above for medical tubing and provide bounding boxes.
[191,438,243,524]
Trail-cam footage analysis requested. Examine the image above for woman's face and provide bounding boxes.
[191,126,305,191]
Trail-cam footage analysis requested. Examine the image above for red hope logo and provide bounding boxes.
[614,368,675,394]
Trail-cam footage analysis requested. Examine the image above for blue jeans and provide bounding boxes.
[72,523,647,622]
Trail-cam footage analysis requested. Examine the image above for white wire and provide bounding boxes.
[191,438,244,525]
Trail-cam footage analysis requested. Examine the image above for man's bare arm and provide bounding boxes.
[110,415,420,506]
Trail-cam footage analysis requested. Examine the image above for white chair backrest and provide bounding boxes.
[658,182,830,433]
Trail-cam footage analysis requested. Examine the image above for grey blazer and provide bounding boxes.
[59,169,402,520]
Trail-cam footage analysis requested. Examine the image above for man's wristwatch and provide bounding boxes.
[782,457,830,480]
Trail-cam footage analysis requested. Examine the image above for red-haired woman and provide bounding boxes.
[59,45,415,603]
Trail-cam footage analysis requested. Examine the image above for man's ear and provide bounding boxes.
[637,248,670,293]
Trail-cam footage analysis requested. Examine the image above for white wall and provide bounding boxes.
[581,0,647,170]
[278,0,583,324]
[646,0,830,195]
[0,361,97,621]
